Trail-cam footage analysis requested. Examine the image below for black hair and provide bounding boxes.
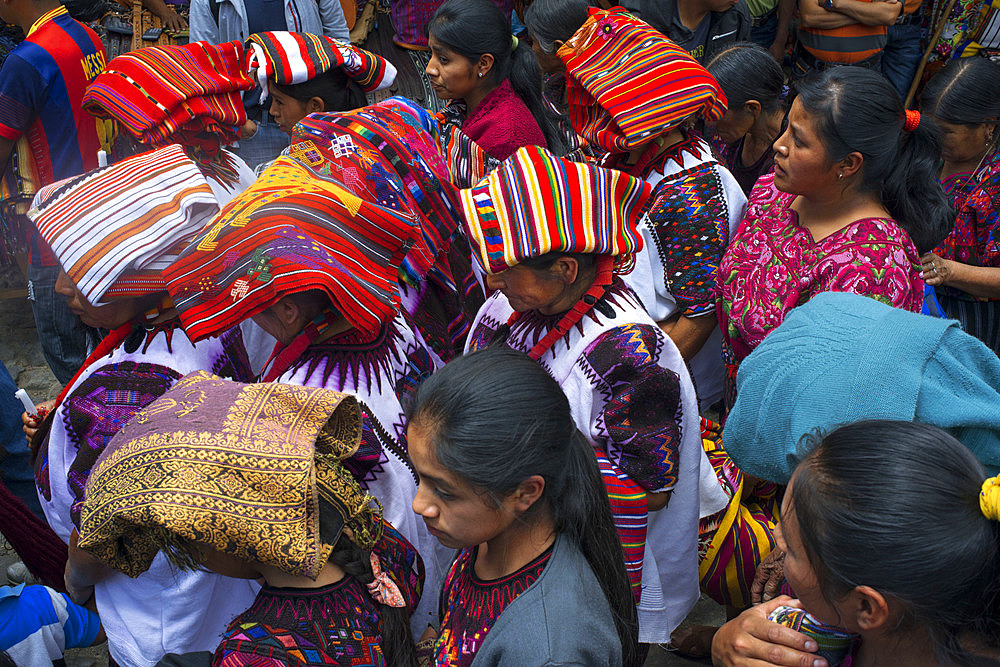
[796,67,953,254]
[427,0,568,155]
[271,67,368,114]
[706,42,785,115]
[408,346,641,666]
[523,0,592,54]
[330,538,417,666]
[921,58,1000,149]
[519,251,596,279]
[792,420,1000,666]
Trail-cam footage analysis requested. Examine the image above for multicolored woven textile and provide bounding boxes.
[557,7,728,153]
[459,145,651,275]
[77,371,382,580]
[27,145,218,303]
[82,40,252,157]
[246,31,396,98]
[163,156,417,342]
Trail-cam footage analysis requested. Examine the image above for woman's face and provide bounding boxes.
[409,420,515,550]
[772,98,837,196]
[268,83,312,135]
[776,474,842,627]
[709,102,758,145]
[425,35,484,101]
[54,270,141,330]
[484,263,572,315]
[930,116,992,166]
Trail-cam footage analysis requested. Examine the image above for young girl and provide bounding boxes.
[706,43,788,195]
[425,0,565,161]
[408,346,640,666]
[77,372,425,666]
[713,420,1000,667]
[244,31,396,136]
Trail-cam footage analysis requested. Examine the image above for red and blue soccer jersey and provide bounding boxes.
[0,6,106,265]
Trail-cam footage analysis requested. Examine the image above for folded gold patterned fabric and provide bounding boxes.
[78,370,381,579]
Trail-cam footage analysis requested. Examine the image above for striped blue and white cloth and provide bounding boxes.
[0,584,100,666]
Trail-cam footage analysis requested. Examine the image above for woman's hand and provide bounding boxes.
[241,119,258,140]
[712,596,829,667]
[22,400,54,445]
[921,252,955,286]
[144,0,188,32]
[751,548,786,604]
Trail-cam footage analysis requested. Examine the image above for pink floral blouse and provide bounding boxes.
[716,172,923,364]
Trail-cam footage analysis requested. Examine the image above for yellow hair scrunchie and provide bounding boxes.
[511,35,519,51]
[980,476,1000,521]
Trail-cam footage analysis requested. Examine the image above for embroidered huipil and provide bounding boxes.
[273,312,449,631]
[466,280,715,642]
[716,172,923,404]
[621,134,747,408]
[35,324,259,667]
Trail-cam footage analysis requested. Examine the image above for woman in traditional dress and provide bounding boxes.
[920,58,1000,354]
[426,0,564,163]
[716,66,954,411]
[461,145,728,645]
[23,149,259,666]
[78,372,425,666]
[162,152,449,631]
[557,6,747,409]
[409,347,640,666]
[706,43,788,196]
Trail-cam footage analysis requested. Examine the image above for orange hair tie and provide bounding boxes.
[903,109,921,132]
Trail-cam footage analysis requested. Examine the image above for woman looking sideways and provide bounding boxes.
[716,66,953,411]
[920,58,1000,355]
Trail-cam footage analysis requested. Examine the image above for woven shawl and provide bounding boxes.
[77,371,379,579]
[558,7,728,153]
[163,156,417,342]
[27,145,218,303]
[459,145,651,274]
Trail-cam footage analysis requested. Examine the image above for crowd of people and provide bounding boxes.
[0,0,998,663]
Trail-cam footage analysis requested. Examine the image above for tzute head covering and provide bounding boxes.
[289,97,463,285]
[459,145,651,275]
[246,31,396,97]
[77,371,379,579]
[27,145,219,304]
[83,40,253,157]
[162,156,418,342]
[557,7,728,153]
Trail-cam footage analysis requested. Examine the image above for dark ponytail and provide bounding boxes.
[523,0,592,54]
[427,0,568,155]
[921,58,1000,154]
[706,42,785,115]
[330,538,418,666]
[796,68,953,253]
[792,420,1000,666]
[271,67,368,113]
[408,346,640,666]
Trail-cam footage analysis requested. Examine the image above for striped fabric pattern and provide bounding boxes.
[246,31,396,96]
[162,156,418,342]
[798,18,888,64]
[597,452,647,602]
[27,145,218,303]
[557,7,728,153]
[459,146,651,275]
[83,40,252,156]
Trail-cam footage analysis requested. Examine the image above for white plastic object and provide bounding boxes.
[14,388,35,415]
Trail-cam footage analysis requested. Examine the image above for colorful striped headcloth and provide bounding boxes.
[27,145,219,304]
[557,7,728,153]
[83,40,253,157]
[162,156,418,342]
[246,31,396,98]
[459,145,651,275]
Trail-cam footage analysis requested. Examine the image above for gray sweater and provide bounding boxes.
[469,534,624,666]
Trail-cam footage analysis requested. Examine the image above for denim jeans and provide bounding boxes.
[0,359,43,519]
[233,120,290,171]
[882,22,923,99]
[750,9,778,50]
[27,263,99,386]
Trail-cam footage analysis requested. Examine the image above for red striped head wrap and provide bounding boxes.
[459,145,651,275]
[83,40,253,158]
[557,7,728,153]
[162,156,418,342]
[246,31,396,98]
